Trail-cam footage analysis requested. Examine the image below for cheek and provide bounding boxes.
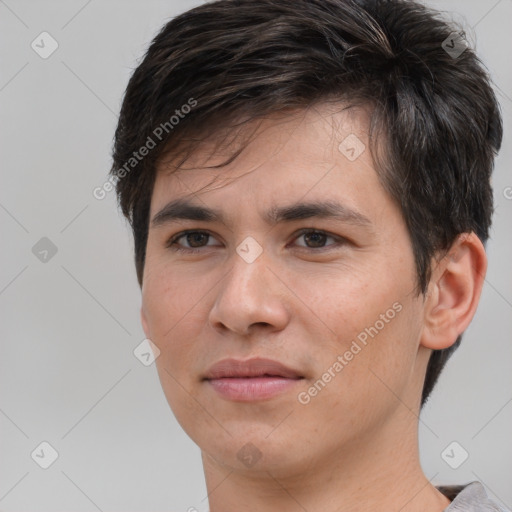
[312,298,423,424]
[143,269,209,423]
[141,265,207,370]
[294,262,422,406]
[287,261,404,346]
[143,253,206,328]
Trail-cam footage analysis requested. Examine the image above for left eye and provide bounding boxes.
[166,229,345,253]
[293,229,340,249]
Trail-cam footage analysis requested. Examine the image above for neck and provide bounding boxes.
[202,407,451,512]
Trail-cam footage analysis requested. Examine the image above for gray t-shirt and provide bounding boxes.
[199,481,509,512]
[439,481,510,511]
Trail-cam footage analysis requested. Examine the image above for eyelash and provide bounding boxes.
[165,228,348,254]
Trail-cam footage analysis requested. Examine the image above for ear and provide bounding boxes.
[421,233,487,350]
[141,305,150,339]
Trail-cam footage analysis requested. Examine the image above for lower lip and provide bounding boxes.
[206,377,303,401]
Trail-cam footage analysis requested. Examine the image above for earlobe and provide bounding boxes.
[421,233,487,350]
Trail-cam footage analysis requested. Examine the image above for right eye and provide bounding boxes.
[166,230,220,253]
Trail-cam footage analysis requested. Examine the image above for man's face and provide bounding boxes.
[141,104,430,475]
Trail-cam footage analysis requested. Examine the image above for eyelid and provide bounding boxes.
[165,229,222,250]
[290,227,347,248]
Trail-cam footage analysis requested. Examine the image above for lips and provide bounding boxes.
[203,357,304,401]
[203,357,303,380]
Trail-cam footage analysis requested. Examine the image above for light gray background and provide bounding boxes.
[0,1,511,511]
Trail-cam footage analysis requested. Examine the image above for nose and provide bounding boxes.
[208,247,290,337]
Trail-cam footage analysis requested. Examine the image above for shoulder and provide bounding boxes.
[437,481,510,512]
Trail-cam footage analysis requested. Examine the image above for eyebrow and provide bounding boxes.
[151,198,372,230]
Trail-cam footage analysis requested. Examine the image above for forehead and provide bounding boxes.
[149,103,385,224]
[161,102,371,168]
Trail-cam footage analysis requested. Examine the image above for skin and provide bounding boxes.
[141,103,486,512]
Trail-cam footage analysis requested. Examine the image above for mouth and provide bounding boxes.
[205,376,304,401]
[203,357,304,401]
[203,357,303,380]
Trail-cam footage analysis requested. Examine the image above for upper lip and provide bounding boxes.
[203,357,303,380]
